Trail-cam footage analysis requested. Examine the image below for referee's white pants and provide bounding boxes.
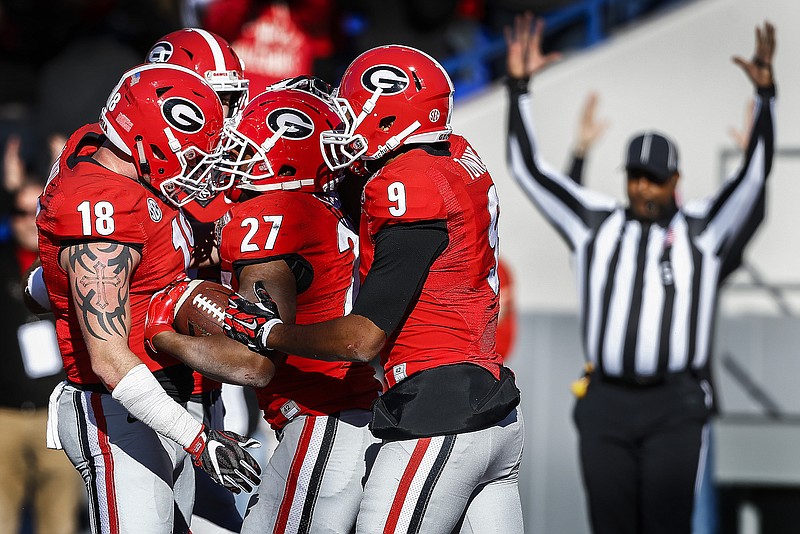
[241,409,379,534]
[56,383,195,534]
[357,405,525,534]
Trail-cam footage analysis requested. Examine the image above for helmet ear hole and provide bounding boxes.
[378,116,396,130]
[277,165,296,177]
[150,144,168,161]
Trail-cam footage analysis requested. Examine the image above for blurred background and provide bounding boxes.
[1,0,798,533]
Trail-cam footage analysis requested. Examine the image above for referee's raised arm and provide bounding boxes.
[503,14,778,534]
[685,22,776,256]
[504,13,616,249]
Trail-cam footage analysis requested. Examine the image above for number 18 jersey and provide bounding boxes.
[37,124,193,386]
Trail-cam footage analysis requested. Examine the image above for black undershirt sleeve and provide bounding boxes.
[351,220,448,336]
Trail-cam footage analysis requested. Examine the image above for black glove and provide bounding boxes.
[223,283,282,353]
[185,427,262,494]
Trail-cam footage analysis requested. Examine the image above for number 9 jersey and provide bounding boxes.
[359,134,502,387]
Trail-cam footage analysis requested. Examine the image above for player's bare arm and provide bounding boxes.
[270,314,385,363]
[153,331,274,387]
[60,241,141,389]
[147,277,275,387]
[235,259,383,361]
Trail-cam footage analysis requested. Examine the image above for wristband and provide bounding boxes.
[259,318,283,351]
[26,265,51,311]
[505,76,531,95]
[111,364,202,448]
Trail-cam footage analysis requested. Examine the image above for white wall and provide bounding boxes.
[452,0,800,314]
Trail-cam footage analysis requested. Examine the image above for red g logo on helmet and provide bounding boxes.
[360,65,409,95]
[266,108,314,140]
[146,29,250,125]
[162,98,206,133]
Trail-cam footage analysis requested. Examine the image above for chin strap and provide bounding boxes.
[260,124,290,153]
[370,120,422,160]
[134,136,151,179]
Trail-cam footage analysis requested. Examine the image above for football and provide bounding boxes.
[173,280,231,337]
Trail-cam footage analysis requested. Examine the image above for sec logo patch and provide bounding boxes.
[147,198,163,222]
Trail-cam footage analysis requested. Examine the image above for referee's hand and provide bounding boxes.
[732,21,776,88]
[504,12,562,81]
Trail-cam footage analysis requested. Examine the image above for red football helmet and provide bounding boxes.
[321,45,453,170]
[147,28,249,125]
[99,63,228,221]
[219,88,344,194]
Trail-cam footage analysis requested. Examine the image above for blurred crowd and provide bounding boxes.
[0,0,684,183]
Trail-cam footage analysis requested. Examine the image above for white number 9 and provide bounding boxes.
[387,181,407,217]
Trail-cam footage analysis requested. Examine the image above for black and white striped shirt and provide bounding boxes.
[506,82,775,383]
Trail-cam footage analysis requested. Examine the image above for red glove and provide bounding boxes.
[144,279,191,352]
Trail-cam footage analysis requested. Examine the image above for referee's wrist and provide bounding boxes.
[505,76,530,96]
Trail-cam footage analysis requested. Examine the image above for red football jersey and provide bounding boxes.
[220,191,380,429]
[37,124,193,385]
[359,135,502,387]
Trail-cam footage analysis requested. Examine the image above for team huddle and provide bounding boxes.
[32,27,523,534]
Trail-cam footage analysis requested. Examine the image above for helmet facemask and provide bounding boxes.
[156,137,227,208]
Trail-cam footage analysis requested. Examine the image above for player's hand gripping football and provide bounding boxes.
[144,279,190,352]
[223,282,282,353]
[185,426,262,494]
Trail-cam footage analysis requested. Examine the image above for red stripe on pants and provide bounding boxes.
[275,417,316,532]
[90,393,119,533]
[384,438,431,534]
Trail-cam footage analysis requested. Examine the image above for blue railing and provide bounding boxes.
[440,0,688,100]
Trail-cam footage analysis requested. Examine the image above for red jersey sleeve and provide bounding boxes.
[362,162,447,237]
[50,175,148,244]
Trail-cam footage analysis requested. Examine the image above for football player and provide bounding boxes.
[224,46,525,532]
[145,28,253,531]
[148,86,382,533]
[36,63,263,534]
[147,28,250,127]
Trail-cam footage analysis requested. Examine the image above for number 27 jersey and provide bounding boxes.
[219,191,380,429]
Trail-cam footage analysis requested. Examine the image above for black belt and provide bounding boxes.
[598,370,695,389]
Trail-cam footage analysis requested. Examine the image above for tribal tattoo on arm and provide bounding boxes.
[63,242,140,342]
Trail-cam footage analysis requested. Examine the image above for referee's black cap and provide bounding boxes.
[625,131,679,183]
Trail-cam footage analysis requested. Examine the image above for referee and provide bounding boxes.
[504,14,776,534]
